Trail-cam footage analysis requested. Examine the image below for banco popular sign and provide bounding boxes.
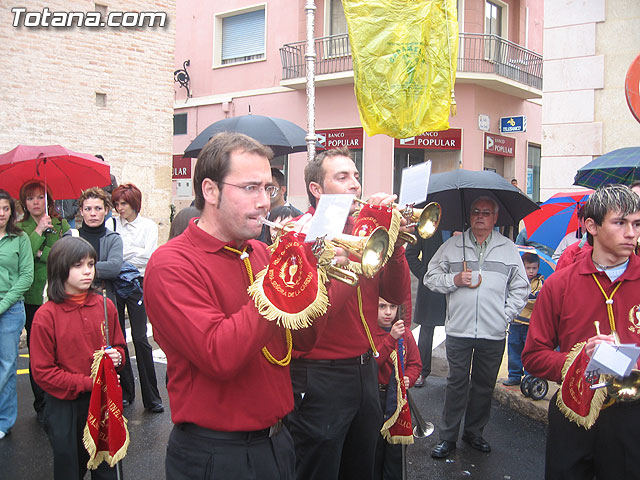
[484,133,515,157]
[394,128,462,150]
[316,127,363,150]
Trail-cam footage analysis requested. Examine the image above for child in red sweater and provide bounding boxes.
[31,236,126,480]
[373,296,421,480]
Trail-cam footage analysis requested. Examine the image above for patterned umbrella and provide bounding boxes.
[574,146,640,189]
[523,190,592,251]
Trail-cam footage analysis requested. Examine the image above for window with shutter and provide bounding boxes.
[219,8,266,66]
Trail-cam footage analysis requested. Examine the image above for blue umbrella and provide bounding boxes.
[574,146,640,189]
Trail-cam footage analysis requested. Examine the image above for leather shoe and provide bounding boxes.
[502,378,521,386]
[462,434,491,453]
[431,440,456,459]
[414,375,425,388]
[147,403,165,413]
[122,399,131,408]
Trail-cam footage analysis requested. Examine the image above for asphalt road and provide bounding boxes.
[1,342,547,480]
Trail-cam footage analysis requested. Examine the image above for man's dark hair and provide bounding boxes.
[193,132,273,210]
[271,168,285,188]
[304,147,353,208]
[47,236,98,303]
[583,184,640,245]
[522,252,540,265]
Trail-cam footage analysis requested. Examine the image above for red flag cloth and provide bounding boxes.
[380,345,414,445]
[353,204,400,263]
[83,350,129,469]
[249,231,329,330]
[556,343,606,430]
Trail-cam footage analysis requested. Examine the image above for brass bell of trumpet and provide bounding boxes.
[354,199,442,244]
[606,370,640,402]
[330,226,390,278]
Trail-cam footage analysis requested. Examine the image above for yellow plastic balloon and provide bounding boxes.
[342,0,459,138]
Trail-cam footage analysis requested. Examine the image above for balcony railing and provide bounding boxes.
[280,32,542,89]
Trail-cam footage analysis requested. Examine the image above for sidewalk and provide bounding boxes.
[429,335,556,424]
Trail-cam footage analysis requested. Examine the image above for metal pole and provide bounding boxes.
[304,0,317,163]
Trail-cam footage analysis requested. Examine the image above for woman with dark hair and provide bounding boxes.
[0,189,34,439]
[17,180,70,420]
[68,187,123,305]
[30,236,125,479]
[110,183,163,412]
[266,204,303,245]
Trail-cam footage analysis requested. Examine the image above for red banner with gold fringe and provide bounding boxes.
[83,350,129,469]
[557,342,607,430]
[249,231,329,330]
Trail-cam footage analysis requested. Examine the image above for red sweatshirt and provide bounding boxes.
[523,253,640,383]
[374,325,422,387]
[144,220,326,432]
[294,209,411,360]
[30,294,126,401]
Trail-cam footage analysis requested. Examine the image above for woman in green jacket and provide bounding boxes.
[17,181,69,421]
[0,189,34,439]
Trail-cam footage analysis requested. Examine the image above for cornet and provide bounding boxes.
[259,217,389,286]
[354,198,442,244]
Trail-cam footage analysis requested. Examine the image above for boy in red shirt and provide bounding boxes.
[373,297,421,480]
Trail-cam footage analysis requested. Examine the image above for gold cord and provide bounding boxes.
[224,245,292,366]
[357,286,379,357]
[591,273,623,344]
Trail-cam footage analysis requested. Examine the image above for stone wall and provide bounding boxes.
[0,1,176,241]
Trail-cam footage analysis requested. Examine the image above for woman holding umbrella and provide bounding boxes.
[17,180,70,421]
[0,189,34,439]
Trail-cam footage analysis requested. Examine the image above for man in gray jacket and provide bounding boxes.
[425,196,529,459]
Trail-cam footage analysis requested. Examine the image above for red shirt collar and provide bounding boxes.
[183,217,254,255]
[577,250,640,282]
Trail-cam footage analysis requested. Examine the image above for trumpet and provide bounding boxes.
[406,390,434,438]
[354,198,442,244]
[258,217,389,286]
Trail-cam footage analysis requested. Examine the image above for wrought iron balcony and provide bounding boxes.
[280,32,542,90]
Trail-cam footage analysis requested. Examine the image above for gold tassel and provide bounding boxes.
[450,90,457,116]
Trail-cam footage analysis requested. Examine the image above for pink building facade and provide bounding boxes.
[172,0,543,210]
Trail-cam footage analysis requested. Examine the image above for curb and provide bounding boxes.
[493,382,558,424]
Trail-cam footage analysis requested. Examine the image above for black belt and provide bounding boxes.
[177,419,283,440]
[293,350,373,366]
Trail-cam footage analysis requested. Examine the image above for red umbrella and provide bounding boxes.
[0,145,110,199]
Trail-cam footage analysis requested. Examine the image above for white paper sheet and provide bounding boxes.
[305,194,354,242]
[398,160,431,207]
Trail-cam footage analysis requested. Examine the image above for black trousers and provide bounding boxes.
[25,303,46,416]
[417,325,436,378]
[374,389,402,480]
[116,292,161,407]
[165,423,295,480]
[546,393,640,480]
[43,393,117,480]
[440,335,505,441]
[286,357,382,480]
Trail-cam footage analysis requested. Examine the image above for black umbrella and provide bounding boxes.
[423,169,539,287]
[425,169,539,231]
[184,114,310,158]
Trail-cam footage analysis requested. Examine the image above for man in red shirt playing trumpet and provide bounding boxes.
[144,133,326,480]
